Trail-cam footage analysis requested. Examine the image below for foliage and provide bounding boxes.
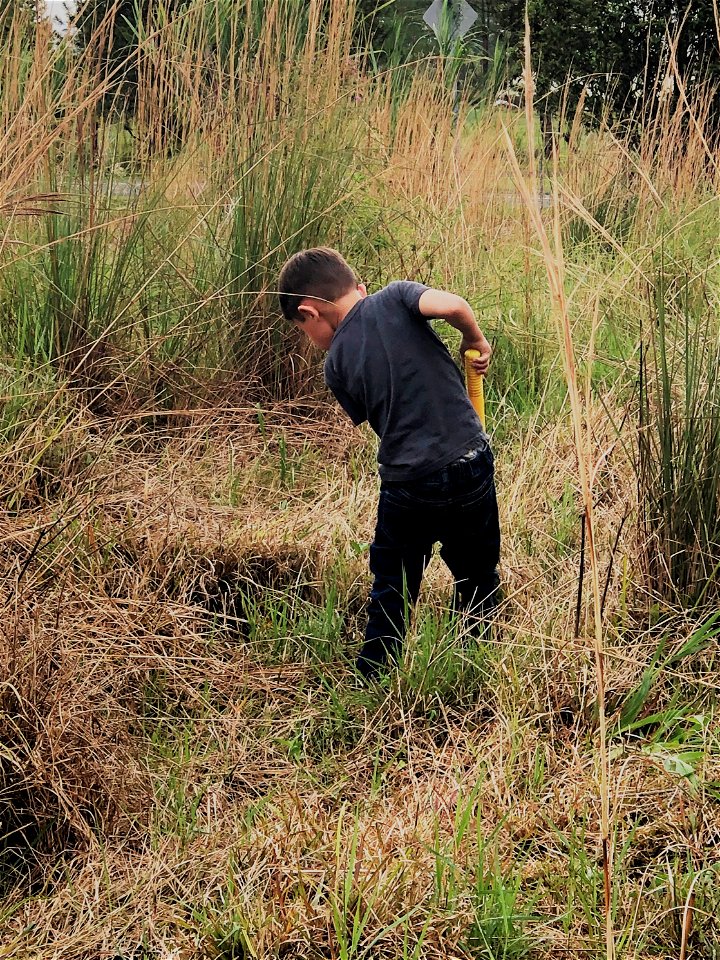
[0,0,35,39]
[356,0,429,57]
[73,0,190,116]
[498,0,719,128]
[638,262,720,607]
[357,1,720,131]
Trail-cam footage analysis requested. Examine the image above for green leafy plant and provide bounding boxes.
[616,612,720,733]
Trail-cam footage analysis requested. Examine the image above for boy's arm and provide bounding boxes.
[418,289,492,375]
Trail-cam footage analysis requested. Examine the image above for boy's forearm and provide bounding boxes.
[417,288,492,373]
[419,290,484,341]
[442,302,483,340]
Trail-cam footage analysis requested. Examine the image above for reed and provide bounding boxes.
[638,262,720,608]
[502,15,615,960]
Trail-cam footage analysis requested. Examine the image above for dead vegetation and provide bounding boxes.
[1,398,719,957]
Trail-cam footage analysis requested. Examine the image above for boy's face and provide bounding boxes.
[295,284,366,350]
[294,310,338,351]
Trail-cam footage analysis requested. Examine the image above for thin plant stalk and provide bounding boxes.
[501,12,614,960]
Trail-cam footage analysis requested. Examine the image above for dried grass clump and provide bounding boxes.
[0,398,719,956]
[4,665,718,958]
[0,413,362,882]
[0,595,151,872]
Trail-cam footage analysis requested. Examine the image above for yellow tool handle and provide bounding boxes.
[464,349,485,428]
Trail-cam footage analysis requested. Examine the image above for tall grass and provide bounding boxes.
[498,22,720,960]
[502,21,616,957]
[1,1,720,957]
[1,0,368,403]
[639,261,720,608]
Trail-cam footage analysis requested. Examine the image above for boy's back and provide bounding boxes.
[324,280,484,482]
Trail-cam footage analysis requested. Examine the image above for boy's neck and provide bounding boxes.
[333,288,365,325]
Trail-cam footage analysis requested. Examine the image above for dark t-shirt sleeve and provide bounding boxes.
[325,365,366,425]
[392,280,429,319]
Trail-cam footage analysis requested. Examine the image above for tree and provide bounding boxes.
[357,0,720,132]
[356,0,512,106]
[487,0,719,131]
[0,0,37,40]
[609,0,720,123]
[355,0,431,63]
[74,0,192,118]
[73,0,142,115]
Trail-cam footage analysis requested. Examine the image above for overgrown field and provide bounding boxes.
[1,2,720,957]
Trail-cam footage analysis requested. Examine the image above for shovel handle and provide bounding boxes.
[464,349,485,429]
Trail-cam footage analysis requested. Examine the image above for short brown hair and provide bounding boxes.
[278,247,357,321]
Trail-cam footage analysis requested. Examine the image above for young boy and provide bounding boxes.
[278,247,500,678]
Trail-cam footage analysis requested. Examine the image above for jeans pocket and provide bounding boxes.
[450,449,495,506]
[377,485,420,529]
[382,475,445,506]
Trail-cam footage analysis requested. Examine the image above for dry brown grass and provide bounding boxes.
[2,394,718,957]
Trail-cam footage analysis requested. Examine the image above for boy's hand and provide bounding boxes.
[460,334,492,374]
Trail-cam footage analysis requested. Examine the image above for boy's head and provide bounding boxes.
[278,247,365,350]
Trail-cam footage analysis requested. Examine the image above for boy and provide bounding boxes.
[278,247,500,679]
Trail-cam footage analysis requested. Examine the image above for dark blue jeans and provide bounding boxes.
[357,439,500,678]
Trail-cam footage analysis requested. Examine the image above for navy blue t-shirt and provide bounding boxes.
[323,281,484,482]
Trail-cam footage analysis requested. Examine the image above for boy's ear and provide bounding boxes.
[297,302,319,324]
[358,282,367,297]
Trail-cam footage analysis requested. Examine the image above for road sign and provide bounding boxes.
[423,0,478,41]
